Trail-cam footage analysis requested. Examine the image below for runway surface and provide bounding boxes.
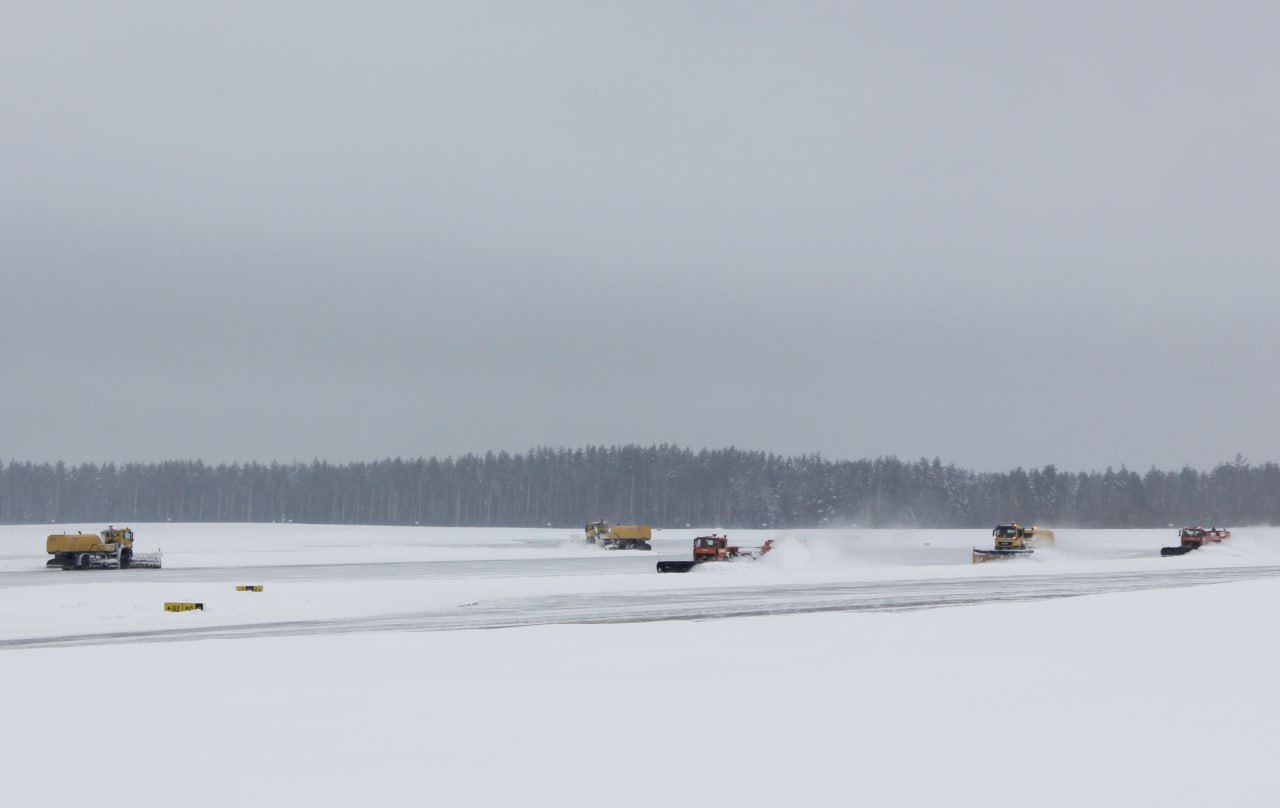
[4,562,1275,650]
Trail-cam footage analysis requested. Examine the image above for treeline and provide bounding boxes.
[0,447,1276,528]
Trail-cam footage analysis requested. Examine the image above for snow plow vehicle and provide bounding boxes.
[46,526,162,570]
[656,534,774,573]
[1161,526,1231,557]
[584,521,653,550]
[972,523,1054,564]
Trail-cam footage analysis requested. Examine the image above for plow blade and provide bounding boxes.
[1161,545,1198,557]
[125,551,163,569]
[972,548,1034,564]
[656,561,698,573]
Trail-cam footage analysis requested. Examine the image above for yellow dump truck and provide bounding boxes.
[46,526,162,570]
[583,521,653,550]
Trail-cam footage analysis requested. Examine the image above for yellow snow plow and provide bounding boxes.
[583,521,653,550]
[46,526,162,570]
[972,524,1054,564]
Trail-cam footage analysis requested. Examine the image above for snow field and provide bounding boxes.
[1,523,1277,807]
[1,524,1273,644]
[4,580,1278,807]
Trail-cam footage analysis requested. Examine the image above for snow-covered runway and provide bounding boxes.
[2,524,1277,807]
[1,523,1273,647]
[4,563,1278,650]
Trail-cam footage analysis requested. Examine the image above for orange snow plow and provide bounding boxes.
[1161,526,1230,557]
[656,534,774,573]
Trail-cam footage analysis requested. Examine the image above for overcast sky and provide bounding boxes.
[2,1,1277,471]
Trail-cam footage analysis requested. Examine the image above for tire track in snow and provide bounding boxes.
[3,564,1278,650]
[0,555,655,588]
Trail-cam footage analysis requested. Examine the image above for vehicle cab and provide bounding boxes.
[1179,527,1207,546]
[101,526,134,546]
[693,535,728,561]
[992,524,1027,549]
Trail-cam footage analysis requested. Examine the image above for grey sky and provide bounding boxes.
[2,1,1277,471]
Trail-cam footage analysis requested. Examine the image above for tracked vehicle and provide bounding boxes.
[1161,526,1230,557]
[657,534,774,573]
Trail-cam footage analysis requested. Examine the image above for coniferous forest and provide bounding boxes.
[0,446,1275,529]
